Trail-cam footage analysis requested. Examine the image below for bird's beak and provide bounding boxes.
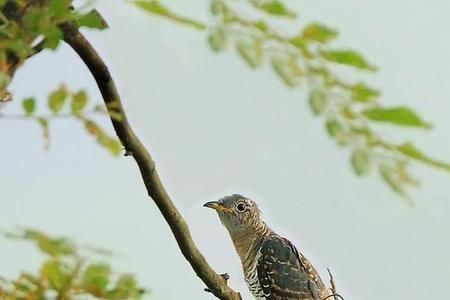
[203,201,233,213]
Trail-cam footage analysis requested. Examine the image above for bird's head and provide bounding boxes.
[203,194,262,234]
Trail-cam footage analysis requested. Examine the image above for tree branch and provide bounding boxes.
[60,22,241,300]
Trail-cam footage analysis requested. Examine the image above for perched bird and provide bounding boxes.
[204,194,331,300]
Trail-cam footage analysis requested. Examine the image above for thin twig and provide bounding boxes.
[0,110,103,120]
[327,268,342,300]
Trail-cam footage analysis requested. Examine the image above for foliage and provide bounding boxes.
[0,0,449,198]
[133,0,450,198]
[0,0,106,101]
[0,84,121,155]
[0,228,148,300]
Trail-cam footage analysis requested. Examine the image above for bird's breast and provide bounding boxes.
[244,253,266,300]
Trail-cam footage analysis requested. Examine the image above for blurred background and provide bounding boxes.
[1,0,450,299]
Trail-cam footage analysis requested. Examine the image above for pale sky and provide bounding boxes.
[1,1,450,299]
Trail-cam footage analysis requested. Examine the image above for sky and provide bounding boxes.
[1,0,450,299]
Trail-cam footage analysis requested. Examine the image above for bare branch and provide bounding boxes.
[59,22,241,300]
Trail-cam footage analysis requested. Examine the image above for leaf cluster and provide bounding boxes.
[0,0,106,101]
[1,85,121,156]
[135,0,450,198]
[0,229,148,300]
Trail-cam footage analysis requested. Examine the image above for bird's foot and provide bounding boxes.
[220,273,230,282]
[203,273,231,293]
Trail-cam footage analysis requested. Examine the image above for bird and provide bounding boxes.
[204,194,332,300]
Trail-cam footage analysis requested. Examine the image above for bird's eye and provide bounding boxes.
[236,202,246,212]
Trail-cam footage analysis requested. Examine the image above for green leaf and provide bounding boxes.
[308,89,328,115]
[41,260,71,291]
[325,120,349,145]
[135,1,206,30]
[37,117,50,148]
[258,0,296,18]
[49,0,70,18]
[208,27,227,52]
[302,23,338,43]
[289,36,306,50]
[23,229,75,257]
[48,86,67,114]
[210,0,225,15]
[105,137,121,157]
[351,82,380,103]
[82,264,111,294]
[397,142,450,171]
[76,11,108,30]
[71,90,88,114]
[22,98,36,115]
[322,49,376,71]
[106,274,139,299]
[236,38,263,68]
[362,107,431,129]
[43,27,63,50]
[351,150,370,175]
[271,55,302,87]
[0,71,11,90]
[254,20,268,32]
[84,120,100,135]
[84,120,121,156]
[7,39,31,60]
[115,274,137,292]
[379,164,407,196]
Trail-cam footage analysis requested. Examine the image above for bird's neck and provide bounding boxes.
[229,221,272,275]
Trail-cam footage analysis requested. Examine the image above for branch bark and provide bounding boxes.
[60,22,241,300]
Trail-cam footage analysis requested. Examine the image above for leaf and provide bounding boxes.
[104,137,121,157]
[258,0,296,18]
[49,0,70,18]
[0,71,11,91]
[210,0,225,15]
[106,274,147,300]
[325,120,349,145]
[48,86,67,114]
[84,120,100,135]
[308,89,328,115]
[302,23,338,43]
[322,49,376,71]
[289,36,306,50]
[396,161,420,187]
[115,274,137,292]
[84,120,121,156]
[23,229,75,257]
[41,260,70,291]
[362,107,431,129]
[43,27,63,50]
[351,150,370,175]
[76,11,108,30]
[134,1,206,30]
[37,117,50,149]
[236,38,263,68]
[271,55,302,87]
[22,98,36,115]
[208,27,227,52]
[254,20,268,32]
[379,164,407,197]
[71,90,88,114]
[351,82,380,103]
[82,263,111,296]
[397,142,450,171]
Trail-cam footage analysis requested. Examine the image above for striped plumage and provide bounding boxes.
[204,194,330,300]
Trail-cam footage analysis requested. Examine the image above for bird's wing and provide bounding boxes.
[256,235,326,300]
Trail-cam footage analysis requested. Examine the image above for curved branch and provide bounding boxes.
[59,22,241,300]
